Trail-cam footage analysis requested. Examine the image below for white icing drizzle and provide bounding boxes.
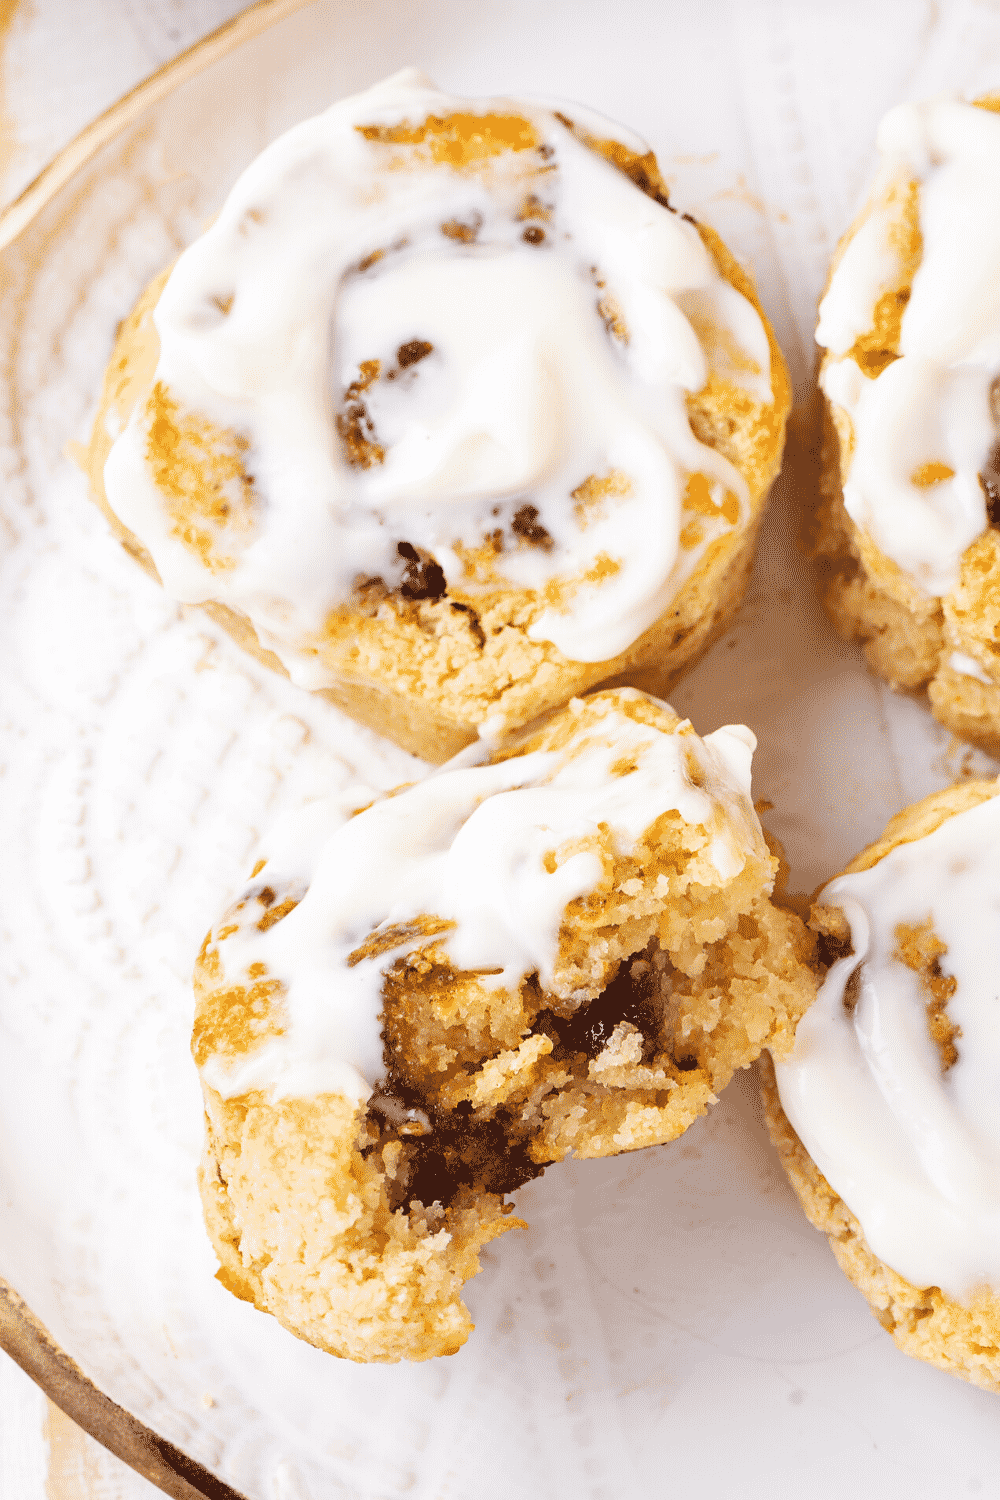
[199,696,763,1103]
[775,787,1000,1300]
[817,98,1000,596]
[948,649,993,685]
[104,70,771,674]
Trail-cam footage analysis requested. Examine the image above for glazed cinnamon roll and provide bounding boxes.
[193,689,815,1361]
[90,71,789,761]
[813,94,1000,751]
[764,778,1000,1390]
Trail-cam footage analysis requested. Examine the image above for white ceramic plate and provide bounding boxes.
[4,2,1000,1495]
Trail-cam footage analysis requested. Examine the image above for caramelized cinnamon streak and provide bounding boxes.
[336,360,384,468]
[367,945,687,1214]
[534,958,664,1064]
[979,440,1000,528]
[356,111,540,166]
[511,503,553,549]
[894,919,961,1071]
[396,542,447,601]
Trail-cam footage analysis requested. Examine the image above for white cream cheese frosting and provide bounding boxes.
[198,693,763,1104]
[775,786,1000,1300]
[103,69,772,677]
[948,649,993,685]
[817,98,1000,596]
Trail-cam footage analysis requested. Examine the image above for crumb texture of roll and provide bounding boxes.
[813,95,1000,752]
[767,778,1000,1390]
[91,70,789,762]
[192,688,815,1361]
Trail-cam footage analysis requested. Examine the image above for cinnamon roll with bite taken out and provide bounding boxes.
[193,689,815,1362]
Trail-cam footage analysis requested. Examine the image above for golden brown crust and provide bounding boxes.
[764,777,1000,1390]
[813,96,1000,753]
[198,1085,514,1363]
[88,267,171,582]
[193,691,818,1361]
[87,134,790,763]
[761,1052,1000,1393]
[837,776,999,874]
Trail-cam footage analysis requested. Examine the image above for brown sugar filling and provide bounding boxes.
[337,342,436,472]
[815,927,854,971]
[809,901,855,973]
[842,965,863,1016]
[978,380,1000,528]
[396,541,447,601]
[979,446,1000,528]
[395,339,433,370]
[542,956,697,1071]
[510,504,553,549]
[336,359,384,468]
[366,1093,542,1211]
[366,943,684,1213]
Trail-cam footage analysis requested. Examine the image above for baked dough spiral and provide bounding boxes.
[90,71,789,760]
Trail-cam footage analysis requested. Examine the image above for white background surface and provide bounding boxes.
[4,2,1000,1498]
[1,5,253,1495]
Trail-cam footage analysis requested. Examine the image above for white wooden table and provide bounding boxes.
[0,4,255,1493]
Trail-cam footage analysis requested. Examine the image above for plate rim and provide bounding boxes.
[0,1278,248,1499]
[0,1,314,1493]
[0,0,313,253]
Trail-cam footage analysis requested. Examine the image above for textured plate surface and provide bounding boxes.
[4,2,1000,1496]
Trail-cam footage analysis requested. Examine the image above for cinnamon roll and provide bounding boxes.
[90,71,789,761]
[813,94,1000,751]
[193,689,815,1361]
[764,778,1000,1390]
